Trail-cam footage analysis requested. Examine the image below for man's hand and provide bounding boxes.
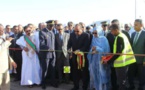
[92,46,96,51]
[48,48,54,52]
[11,62,17,69]
[74,50,80,54]
[6,37,14,42]
[69,55,72,59]
[143,62,145,66]
[92,50,96,54]
[24,47,29,52]
[102,60,108,64]
[68,49,72,53]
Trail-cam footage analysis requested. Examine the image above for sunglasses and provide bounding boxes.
[25,30,31,33]
[125,27,129,28]
[93,32,97,34]
[58,29,63,31]
[75,31,79,32]
[103,25,107,27]
[48,24,54,27]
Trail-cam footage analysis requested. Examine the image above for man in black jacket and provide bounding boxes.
[9,25,23,81]
[68,24,90,90]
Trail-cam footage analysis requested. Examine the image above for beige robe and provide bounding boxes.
[0,34,14,90]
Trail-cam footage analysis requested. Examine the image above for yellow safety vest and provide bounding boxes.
[113,33,136,67]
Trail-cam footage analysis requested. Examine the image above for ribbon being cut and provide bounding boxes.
[101,55,113,63]
[74,51,85,70]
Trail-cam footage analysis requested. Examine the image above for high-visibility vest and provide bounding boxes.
[113,33,136,67]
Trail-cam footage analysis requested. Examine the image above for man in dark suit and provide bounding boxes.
[39,20,57,89]
[80,23,93,47]
[55,24,70,85]
[86,26,93,45]
[52,20,59,34]
[68,24,90,90]
[128,19,145,90]
[65,21,74,34]
[65,21,74,81]
[9,25,23,81]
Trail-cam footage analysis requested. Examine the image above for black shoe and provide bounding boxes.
[83,89,87,90]
[83,87,88,90]
[138,87,143,90]
[28,85,33,88]
[51,83,58,88]
[128,86,135,90]
[41,84,46,90]
[64,80,70,84]
[58,80,64,84]
[13,78,20,81]
[71,87,79,90]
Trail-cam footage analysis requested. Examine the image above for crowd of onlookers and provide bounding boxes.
[0,19,145,90]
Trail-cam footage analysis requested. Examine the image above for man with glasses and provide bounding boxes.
[65,21,74,81]
[79,22,93,44]
[68,24,90,90]
[128,19,145,90]
[5,25,13,37]
[9,25,23,81]
[38,23,46,31]
[65,21,74,34]
[79,22,86,32]
[124,24,135,37]
[99,21,109,36]
[53,20,59,34]
[27,23,37,34]
[55,23,70,85]
[18,24,24,34]
[16,26,41,87]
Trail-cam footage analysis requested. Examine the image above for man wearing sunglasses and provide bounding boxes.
[98,21,109,37]
[52,20,59,34]
[124,24,135,37]
[55,24,70,85]
[65,21,74,34]
[16,26,41,87]
[9,25,23,81]
[68,24,90,90]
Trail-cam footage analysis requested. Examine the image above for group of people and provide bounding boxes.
[0,19,145,90]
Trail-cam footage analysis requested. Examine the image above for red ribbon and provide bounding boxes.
[9,48,22,50]
[78,54,83,69]
[102,55,113,61]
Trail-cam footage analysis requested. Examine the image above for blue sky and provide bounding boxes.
[0,0,145,27]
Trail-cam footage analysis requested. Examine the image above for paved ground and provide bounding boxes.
[10,78,73,90]
[10,77,145,90]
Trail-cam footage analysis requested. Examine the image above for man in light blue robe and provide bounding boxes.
[88,30,111,90]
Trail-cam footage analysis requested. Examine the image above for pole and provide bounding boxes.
[135,0,136,19]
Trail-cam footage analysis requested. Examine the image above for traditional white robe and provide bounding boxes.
[16,35,41,85]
